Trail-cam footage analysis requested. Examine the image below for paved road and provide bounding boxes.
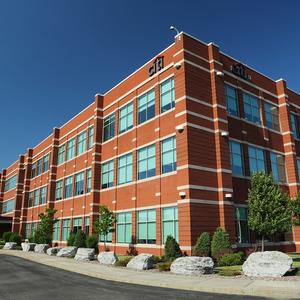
[0,255,266,300]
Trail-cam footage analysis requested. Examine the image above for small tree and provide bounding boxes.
[67,232,76,246]
[248,172,292,251]
[34,208,58,244]
[93,205,115,250]
[73,230,86,248]
[290,193,300,226]
[211,227,231,259]
[192,232,211,257]
[164,235,181,261]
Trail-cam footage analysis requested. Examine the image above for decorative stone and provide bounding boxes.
[57,247,77,258]
[242,251,293,277]
[170,257,214,275]
[97,251,118,265]
[74,248,95,261]
[46,247,62,256]
[21,242,36,252]
[126,254,154,270]
[3,242,17,250]
[34,244,50,253]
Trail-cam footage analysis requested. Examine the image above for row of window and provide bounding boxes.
[101,136,176,188]
[229,141,287,182]
[31,154,49,179]
[4,175,17,192]
[103,77,175,142]
[28,187,47,207]
[57,126,94,165]
[1,199,15,213]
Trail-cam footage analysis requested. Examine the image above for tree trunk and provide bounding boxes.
[261,235,264,252]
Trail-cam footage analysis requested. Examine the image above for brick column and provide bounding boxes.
[0,169,5,214]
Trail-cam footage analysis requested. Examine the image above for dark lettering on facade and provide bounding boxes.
[148,56,164,77]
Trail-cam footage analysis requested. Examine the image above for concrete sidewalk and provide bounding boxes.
[1,250,299,299]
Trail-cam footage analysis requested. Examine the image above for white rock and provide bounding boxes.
[3,242,17,250]
[21,242,36,252]
[126,254,154,270]
[74,248,95,261]
[170,256,214,275]
[34,244,50,253]
[46,247,62,256]
[57,247,78,258]
[97,251,118,265]
[242,251,293,277]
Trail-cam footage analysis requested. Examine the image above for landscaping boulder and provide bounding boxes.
[57,247,77,258]
[170,256,214,275]
[46,247,62,256]
[34,244,50,254]
[3,242,17,250]
[242,251,293,277]
[74,248,95,261]
[97,251,118,265]
[126,254,154,270]
[21,242,36,252]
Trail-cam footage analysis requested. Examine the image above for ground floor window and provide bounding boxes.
[31,222,38,236]
[100,230,113,243]
[137,209,156,244]
[62,219,70,241]
[53,220,61,240]
[73,217,82,234]
[25,223,31,239]
[235,207,250,243]
[84,217,90,235]
[116,212,132,243]
[162,206,178,243]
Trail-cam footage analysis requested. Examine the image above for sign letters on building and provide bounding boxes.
[230,63,251,81]
[148,56,164,77]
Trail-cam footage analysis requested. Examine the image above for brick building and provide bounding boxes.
[1,32,300,254]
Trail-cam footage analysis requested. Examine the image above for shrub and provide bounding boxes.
[156,261,172,272]
[211,227,231,260]
[0,240,5,246]
[67,232,76,246]
[164,235,182,261]
[28,235,34,243]
[9,232,21,245]
[152,255,164,264]
[2,231,13,242]
[115,256,132,267]
[73,230,86,248]
[192,232,211,257]
[218,252,244,267]
[86,235,98,249]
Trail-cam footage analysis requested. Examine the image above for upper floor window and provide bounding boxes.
[118,153,133,185]
[243,93,260,124]
[57,145,65,165]
[43,154,49,172]
[55,180,63,201]
[161,137,176,174]
[28,192,34,207]
[74,172,84,195]
[4,175,17,192]
[34,189,40,206]
[103,114,115,142]
[86,169,92,193]
[77,132,87,156]
[160,77,175,113]
[291,113,299,139]
[31,163,36,178]
[67,138,76,161]
[36,158,43,176]
[138,89,155,124]
[270,152,286,183]
[64,176,73,198]
[138,144,156,180]
[225,85,239,117]
[2,199,15,214]
[101,160,114,189]
[297,159,300,182]
[88,126,94,149]
[40,187,47,205]
[248,146,266,174]
[264,102,280,131]
[229,141,243,176]
[119,102,133,134]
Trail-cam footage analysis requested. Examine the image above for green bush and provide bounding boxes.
[218,268,241,276]
[67,232,76,246]
[9,232,21,245]
[164,235,182,261]
[156,261,172,272]
[152,255,164,264]
[218,252,244,267]
[2,232,13,242]
[192,232,211,257]
[211,227,231,260]
[115,256,132,267]
[73,230,86,248]
[86,235,98,249]
[0,240,5,246]
[28,235,34,243]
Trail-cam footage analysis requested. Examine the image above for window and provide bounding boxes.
[25,223,31,239]
[248,146,266,174]
[75,172,84,196]
[297,159,300,182]
[243,93,260,124]
[31,222,38,236]
[116,212,132,243]
[28,192,34,207]
[55,180,63,201]
[160,77,175,113]
[101,160,114,188]
[118,154,133,185]
[67,138,75,160]
[88,126,94,149]
[62,219,70,241]
[119,102,133,133]
[64,176,73,198]
[229,141,243,176]
[31,163,36,178]
[86,169,92,193]
[225,84,239,116]
[36,158,43,176]
[137,209,156,244]
[138,89,155,124]
[264,102,280,131]
[77,132,87,156]
[138,144,156,180]
[43,154,49,172]
[2,199,15,213]
[57,145,65,165]
[34,189,40,206]
[291,113,299,139]
[235,207,249,243]
[53,221,61,241]
[162,207,178,243]
[73,218,82,234]
[84,217,90,235]
[4,175,17,192]
[40,187,47,205]
[100,229,113,243]
[161,137,176,174]
[103,114,115,142]
[270,152,286,182]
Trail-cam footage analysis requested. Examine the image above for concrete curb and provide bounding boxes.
[1,250,300,299]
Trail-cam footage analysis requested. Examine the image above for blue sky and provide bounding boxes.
[0,0,299,170]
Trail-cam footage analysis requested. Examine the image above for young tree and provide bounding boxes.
[93,205,115,250]
[247,172,292,251]
[192,232,211,257]
[211,227,231,259]
[290,193,300,226]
